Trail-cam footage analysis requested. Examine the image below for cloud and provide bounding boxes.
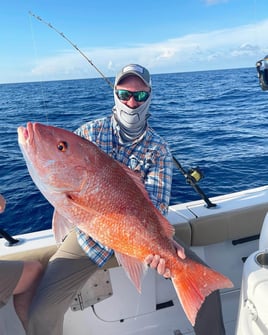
[27,19,268,81]
[31,52,89,76]
[203,0,229,5]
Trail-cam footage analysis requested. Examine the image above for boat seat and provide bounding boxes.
[173,222,192,246]
[189,203,268,246]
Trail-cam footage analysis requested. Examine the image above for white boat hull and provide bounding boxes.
[1,185,268,334]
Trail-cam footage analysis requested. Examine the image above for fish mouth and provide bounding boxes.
[18,122,34,146]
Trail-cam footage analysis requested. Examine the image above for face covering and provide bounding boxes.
[112,90,152,143]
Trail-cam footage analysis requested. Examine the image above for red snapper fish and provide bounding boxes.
[17,122,232,326]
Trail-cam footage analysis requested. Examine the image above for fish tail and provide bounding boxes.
[171,259,233,326]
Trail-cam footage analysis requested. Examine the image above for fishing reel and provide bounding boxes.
[187,166,204,183]
[173,156,216,208]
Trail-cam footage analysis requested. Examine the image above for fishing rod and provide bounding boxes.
[0,228,20,246]
[29,11,113,89]
[29,11,216,207]
[172,156,216,208]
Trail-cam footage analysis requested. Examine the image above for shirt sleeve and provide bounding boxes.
[74,122,94,141]
[143,145,173,216]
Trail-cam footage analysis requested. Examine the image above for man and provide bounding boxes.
[28,64,225,335]
[0,194,43,331]
[256,55,268,91]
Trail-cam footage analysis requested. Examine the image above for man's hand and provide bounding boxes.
[145,240,186,278]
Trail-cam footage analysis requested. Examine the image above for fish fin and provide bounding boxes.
[52,210,75,244]
[65,193,100,217]
[115,251,147,293]
[119,163,175,238]
[119,163,152,203]
[171,259,233,326]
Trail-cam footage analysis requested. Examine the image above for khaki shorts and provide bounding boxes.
[0,260,23,307]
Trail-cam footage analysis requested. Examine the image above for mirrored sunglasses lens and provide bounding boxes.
[116,90,132,101]
[133,91,150,102]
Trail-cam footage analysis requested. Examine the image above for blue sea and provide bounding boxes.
[1,67,267,235]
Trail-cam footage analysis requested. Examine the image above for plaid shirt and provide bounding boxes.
[75,116,173,267]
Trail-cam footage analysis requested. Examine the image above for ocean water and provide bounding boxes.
[1,67,267,235]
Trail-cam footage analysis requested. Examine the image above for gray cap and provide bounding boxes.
[114,64,151,88]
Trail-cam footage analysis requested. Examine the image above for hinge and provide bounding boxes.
[71,268,113,311]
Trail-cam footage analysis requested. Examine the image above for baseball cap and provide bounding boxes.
[114,64,151,88]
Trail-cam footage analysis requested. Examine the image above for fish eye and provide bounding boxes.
[57,141,68,152]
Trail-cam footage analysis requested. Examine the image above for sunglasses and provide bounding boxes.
[115,89,150,102]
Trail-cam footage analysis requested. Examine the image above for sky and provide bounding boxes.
[0,0,268,84]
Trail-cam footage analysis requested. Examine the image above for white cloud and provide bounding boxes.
[26,19,268,82]
[203,0,229,5]
[31,52,89,76]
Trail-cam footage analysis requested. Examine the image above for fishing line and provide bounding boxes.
[28,13,49,123]
[29,11,215,206]
[252,0,260,56]
[28,11,113,89]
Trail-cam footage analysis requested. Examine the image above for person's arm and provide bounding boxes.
[143,147,173,216]
[143,146,186,274]
[0,194,6,213]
